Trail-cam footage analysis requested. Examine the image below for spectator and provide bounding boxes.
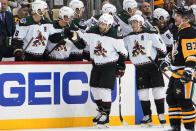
[141,2,152,20]
[0,0,15,61]
[13,4,29,23]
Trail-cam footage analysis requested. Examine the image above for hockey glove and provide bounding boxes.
[160,52,171,72]
[116,64,126,78]
[160,60,170,72]
[64,27,74,40]
[15,50,25,61]
[180,67,194,83]
[11,38,24,54]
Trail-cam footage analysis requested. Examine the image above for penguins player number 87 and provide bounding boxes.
[186,42,196,50]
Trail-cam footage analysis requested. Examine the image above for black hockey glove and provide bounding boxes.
[64,27,74,40]
[160,60,170,72]
[11,38,24,53]
[180,67,194,83]
[116,64,126,78]
[15,50,25,61]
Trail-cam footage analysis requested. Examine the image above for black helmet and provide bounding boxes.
[175,6,193,18]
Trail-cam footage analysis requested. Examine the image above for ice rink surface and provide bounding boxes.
[11,125,189,131]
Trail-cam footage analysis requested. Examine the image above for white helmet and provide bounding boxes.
[99,13,114,26]
[153,8,170,21]
[123,0,138,13]
[69,0,84,12]
[128,14,145,25]
[190,5,196,21]
[32,0,48,16]
[134,10,142,16]
[59,6,74,19]
[102,3,117,15]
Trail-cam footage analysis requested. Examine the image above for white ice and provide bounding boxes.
[10,125,188,131]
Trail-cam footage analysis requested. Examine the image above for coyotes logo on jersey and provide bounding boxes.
[94,41,107,57]
[32,32,46,47]
[132,40,146,57]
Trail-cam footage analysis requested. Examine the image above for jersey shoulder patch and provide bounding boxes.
[18,16,34,26]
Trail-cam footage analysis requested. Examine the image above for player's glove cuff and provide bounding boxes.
[180,67,194,83]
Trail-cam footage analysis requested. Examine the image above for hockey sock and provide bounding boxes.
[102,101,112,116]
[181,99,195,130]
[154,98,165,114]
[182,108,195,130]
[95,100,103,111]
[168,107,181,130]
[140,100,151,116]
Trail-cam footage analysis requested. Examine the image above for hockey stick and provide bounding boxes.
[146,40,170,79]
[24,37,34,52]
[118,77,128,126]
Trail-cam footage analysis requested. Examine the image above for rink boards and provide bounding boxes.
[0,62,169,130]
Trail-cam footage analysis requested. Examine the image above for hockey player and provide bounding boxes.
[65,13,127,128]
[115,0,138,36]
[84,3,117,61]
[85,3,117,29]
[153,8,173,52]
[45,6,84,61]
[68,0,87,61]
[69,0,87,31]
[11,0,63,61]
[160,7,196,131]
[124,15,167,126]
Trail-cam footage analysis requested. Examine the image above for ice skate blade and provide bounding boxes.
[141,123,152,128]
[97,123,109,129]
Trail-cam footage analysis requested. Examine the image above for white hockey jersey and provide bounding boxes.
[160,29,173,47]
[80,26,128,65]
[46,21,82,60]
[115,10,133,36]
[124,28,167,66]
[13,16,61,55]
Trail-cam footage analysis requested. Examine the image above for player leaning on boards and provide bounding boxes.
[160,7,196,131]
[45,6,84,61]
[11,0,63,61]
[64,13,127,128]
[123,15,167,126]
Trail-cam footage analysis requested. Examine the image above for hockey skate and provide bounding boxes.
[140,115,152,127]
[158,114,166,127]
[93,109,102,126]
[164,126,181,131]
[97,112,109,129]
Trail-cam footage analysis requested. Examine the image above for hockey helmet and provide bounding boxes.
[154,8,170,21]
[59,6,74,19]
[134,10,142,16]
[32,0,48,16]
[102,3,117,15]
[128,14,145,26]
[99,13,114,26]
[69,0,84,12]
[123,0,138,13]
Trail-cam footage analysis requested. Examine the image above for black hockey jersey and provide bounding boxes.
[171,24,196,70]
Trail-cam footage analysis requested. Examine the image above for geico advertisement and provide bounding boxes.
[0,63,135,119]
